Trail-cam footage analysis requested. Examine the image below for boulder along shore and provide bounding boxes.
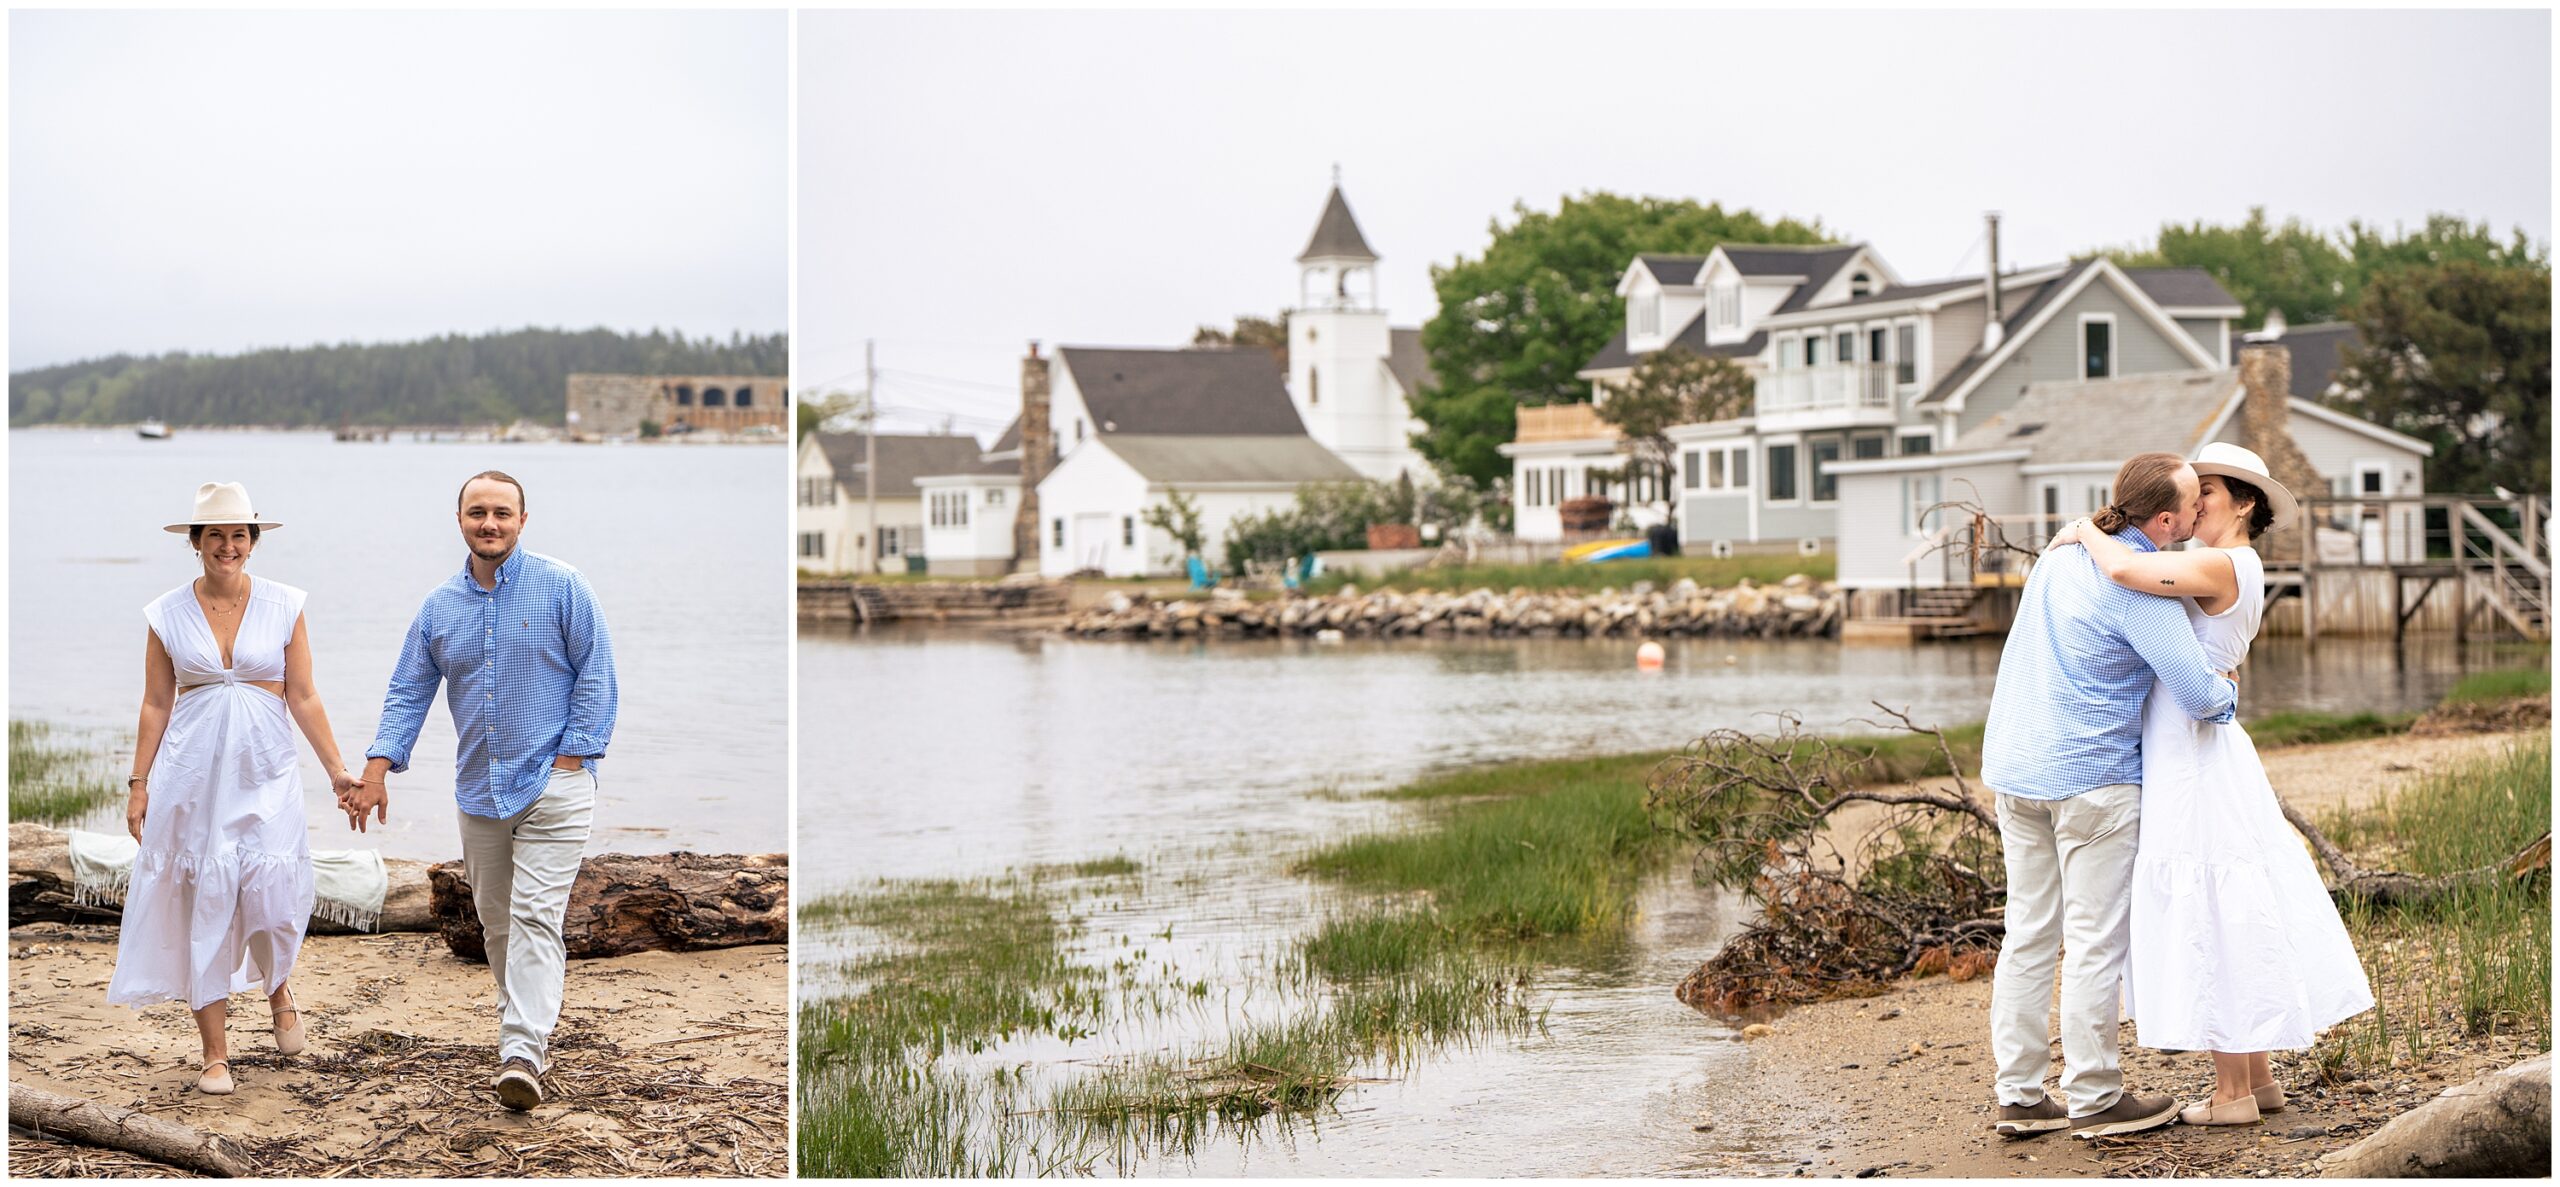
[1064,575,1845,640]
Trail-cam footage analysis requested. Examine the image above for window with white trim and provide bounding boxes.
[1767,443,1798,501]
[1707,449,1726,490]
[1849,271,1875,298]
[2082,316,2115,379]
[1868,326,1889,369]
[1809,437,1843,503]
[1683,450,1701,491]
[1636,294,1660,337]
[1122,516,1135,547]
[798,532,825,558]
[1899,432,1934,456]
[1851,433,1887,460]
[1835,330,1856,364]
[1715,282,1741,327]
[986,487,1007,507]
[1896,323,1918,385]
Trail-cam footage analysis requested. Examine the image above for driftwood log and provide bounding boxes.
[426,851,787,961]
[9,1082,255,1177]
[7,823,432,933]
[2318,1054,2551,1178]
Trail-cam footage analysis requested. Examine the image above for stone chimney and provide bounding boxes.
[1013,342,1054,570]
[2234,341,2328,563]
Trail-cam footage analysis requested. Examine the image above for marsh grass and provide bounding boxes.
[2244,710,2414,749]
[9,719,122,826]
[796,878,1104,1176]
[1303,553,1834,597]
[2314,734,2552,1078]
[2443,666,2552,704]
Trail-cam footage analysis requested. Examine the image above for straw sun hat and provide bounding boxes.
[2188,442,2298,530]
[163,481,283,533]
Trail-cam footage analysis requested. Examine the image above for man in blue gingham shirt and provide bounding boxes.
[1979,452,2237,1143]
[351,470,614,1111]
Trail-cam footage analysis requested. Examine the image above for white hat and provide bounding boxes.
[163,482,283,533]
[2189,442,2298,531]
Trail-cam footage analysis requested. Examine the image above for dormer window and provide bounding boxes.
[1715,282,1741,327]
[1635,294,1660,337]
[1850,271,1875,298]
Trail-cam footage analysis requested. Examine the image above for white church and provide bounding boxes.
[1021,181,1435,577]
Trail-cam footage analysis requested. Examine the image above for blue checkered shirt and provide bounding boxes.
[1979,527,2238,800]
[367,548,617,819]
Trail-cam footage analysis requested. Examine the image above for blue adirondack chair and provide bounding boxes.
[1186,554,1217,591]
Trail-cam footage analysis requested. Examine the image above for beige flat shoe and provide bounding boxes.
[2252,1082,2286,1113]
[196,1059,235,1096]
[2179,1094,2261,1126]
[271,988,306,1057]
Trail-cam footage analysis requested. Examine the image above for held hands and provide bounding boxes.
[340,760,390,833]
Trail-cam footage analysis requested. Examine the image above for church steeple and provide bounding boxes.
[1297,169,1377,310]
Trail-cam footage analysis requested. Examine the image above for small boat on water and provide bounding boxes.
[136,420,172,440]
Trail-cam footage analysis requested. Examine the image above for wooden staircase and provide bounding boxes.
[2458,504,2548,642]
[850,584,893,626]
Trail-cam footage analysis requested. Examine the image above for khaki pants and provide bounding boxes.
[457,767,595,1073]
[1989,782,2141,1117]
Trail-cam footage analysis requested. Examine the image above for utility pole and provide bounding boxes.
[863,338,879,575]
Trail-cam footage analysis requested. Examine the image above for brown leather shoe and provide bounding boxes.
[2069,1091,2179,1139]
[1994,1095,2069,1138]
[493,1058,543,1111]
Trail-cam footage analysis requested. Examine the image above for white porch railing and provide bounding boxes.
[1754,362,1898,415]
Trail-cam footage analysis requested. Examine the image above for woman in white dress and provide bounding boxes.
[110,482,363,1095]
[2052,443,2375,1127]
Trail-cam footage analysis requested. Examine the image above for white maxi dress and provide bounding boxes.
[2125,545,2374,1051]
[107,578,317,1010]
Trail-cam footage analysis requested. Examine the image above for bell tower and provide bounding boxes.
[1288,170,1409,481]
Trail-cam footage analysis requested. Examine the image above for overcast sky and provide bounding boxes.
[802,7,2551,440]
[9,10,785,371]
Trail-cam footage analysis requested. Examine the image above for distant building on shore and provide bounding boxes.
[567,373,786,442]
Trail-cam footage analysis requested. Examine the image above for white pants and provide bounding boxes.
[456,766,594,1073]
[1990,782,2140,1116]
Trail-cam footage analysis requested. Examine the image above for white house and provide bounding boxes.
[1504,221,2255,555]
[1033,347,1361,577]
[1286,183,1435,484]
[795,430,989,573]
[1826,338,2435,595]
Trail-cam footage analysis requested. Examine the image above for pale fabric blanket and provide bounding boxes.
[67,828,388,931]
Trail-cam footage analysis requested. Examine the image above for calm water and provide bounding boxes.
[9,428,787,862]
[801,624,2510,1176]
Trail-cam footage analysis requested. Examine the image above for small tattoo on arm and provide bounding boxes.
[2159,579,2176,586]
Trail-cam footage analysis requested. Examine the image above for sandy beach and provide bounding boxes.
[1683,726,2544,1178]
[8,929,787,1178]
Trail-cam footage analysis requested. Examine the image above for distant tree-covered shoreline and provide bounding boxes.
[8,327,787,428]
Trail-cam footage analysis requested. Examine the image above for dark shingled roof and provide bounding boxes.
[1719,243,1851,277]
[1579,319,1766,374]
[1769,246,1873,314]
[1297,186,1378,263]
[1793,275,1984,313]
[1059,347,1311,436]
[989,416,1021,454]
[814,432,991,496]
[2124,267,2241,310]
[1917,259,2098,407]
[1387,327,1435,396]
[1637,254,1708,286]
[1948,369,2239,465]
[2250,321,2361,398]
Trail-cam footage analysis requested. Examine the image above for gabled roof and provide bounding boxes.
[813,431,990,497]
[1791,275,1983,313]
[1948,368,2240,466]
[1059,347,1311,436]
[1769,246,1878,314]
[1104,434,1364,485]
[1917,259,2100,407]
[1297,186,1378,263]
[2123,268,2242,311]
[1387,327,1435,396]
[988,416,1021,454]
[1637,254,1709,286]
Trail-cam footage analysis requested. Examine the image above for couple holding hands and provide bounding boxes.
[110,471,616,1113]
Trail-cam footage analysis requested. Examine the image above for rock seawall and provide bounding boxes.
[1063,575,1844,640]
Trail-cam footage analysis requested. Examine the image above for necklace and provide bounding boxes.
[198,579,246,619]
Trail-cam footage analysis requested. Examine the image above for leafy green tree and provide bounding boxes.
[1219,481,1408,574]
[1414,193,1831,486]
[1594,348,1755,521]
[8,327,788,428]
[796,394,824,442]
[1141,488,1208,557]
[2333,260,2551,496]
[2105,209,2547,330]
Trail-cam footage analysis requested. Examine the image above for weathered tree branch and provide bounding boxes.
[9,1082,255,1177]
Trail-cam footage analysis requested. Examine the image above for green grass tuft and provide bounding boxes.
[2443,667,2551,705]
[10,719,123,827]
[2245,710,2414,749]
